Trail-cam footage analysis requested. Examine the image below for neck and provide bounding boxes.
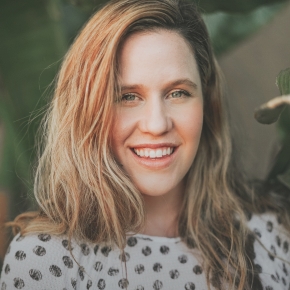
[141,183,184,238]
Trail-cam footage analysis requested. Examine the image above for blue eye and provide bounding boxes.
[170,90,191,98]
[121,94,137,101]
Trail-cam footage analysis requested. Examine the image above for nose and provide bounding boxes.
[139,97,172,135]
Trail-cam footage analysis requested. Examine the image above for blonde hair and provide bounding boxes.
[11,0,280,289]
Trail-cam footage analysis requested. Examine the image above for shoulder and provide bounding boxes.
[0,232,90,289]
[247,212,290,288]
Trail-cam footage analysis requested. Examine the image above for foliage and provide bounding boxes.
[255,68,290,190]
[0,0,68,217]
[65,0,289,13]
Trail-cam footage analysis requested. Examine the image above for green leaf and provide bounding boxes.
[196,0,288,13]
[277,166,290,190]
[254,95,290,124]
[268,134,290,180]
[276,68,290,95]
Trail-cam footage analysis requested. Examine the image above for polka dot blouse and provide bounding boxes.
[1,213,290,289]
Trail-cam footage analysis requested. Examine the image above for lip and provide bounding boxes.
[130,145,179,169]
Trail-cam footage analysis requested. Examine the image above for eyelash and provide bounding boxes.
[169,90,191,98]
[120,90,191,102]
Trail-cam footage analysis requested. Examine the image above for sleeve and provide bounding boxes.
[247,213,290,290]
[0,233,75,290]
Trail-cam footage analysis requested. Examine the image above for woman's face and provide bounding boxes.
[111,30,203,198]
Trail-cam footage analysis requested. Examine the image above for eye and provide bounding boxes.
[121,93,138,102]
[169,90,191,99]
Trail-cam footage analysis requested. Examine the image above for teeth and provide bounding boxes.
[133,147,174,158]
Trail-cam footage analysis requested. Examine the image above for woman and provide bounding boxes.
[1,0,290,289]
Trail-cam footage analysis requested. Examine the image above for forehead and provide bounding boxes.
[118,29,201,89]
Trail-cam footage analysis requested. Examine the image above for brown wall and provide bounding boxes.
[219,3,290,179]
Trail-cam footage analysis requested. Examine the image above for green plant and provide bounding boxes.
[255,68,290,189]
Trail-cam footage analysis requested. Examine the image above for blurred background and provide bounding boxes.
[0,0,290,272]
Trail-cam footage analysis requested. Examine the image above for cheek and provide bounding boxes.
[111,109,135,158]
[180,105,204,141]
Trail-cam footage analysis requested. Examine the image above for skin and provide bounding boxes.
[112,30,204,237]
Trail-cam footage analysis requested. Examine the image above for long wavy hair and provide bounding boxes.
[11,0,290,289]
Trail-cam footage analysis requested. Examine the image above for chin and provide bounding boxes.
[133,177,184,198]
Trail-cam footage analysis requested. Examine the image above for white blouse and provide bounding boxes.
[1,213,290,290]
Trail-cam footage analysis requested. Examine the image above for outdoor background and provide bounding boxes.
[0,0,290,273]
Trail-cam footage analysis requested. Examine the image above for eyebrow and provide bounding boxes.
[120,78,198,92]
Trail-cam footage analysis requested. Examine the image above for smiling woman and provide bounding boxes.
[1,0,290,290]
[112,31,203,209]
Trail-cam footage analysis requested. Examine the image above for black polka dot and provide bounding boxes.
[193,265,203,275]
[277,215,282,224]
[271,274,278,282]
[169,269,180,279]
[94,261,103,272]
[268,245,277,261]
[153,280,163,290]
[80,244,90,256]
[268,253,275,261]
[62,240,72,250]
[6,245,10,255]
[16,235,24,242]
[33,245,46,256]
[254,264,262,273]
[275,271,280,280]
[4,264,10,274]
[29,269,42,281]
[49,265,62,277]
[119,252,130,262]
[253,228,261,238]
[101,246,111,257]
[94,245,99,255]
[118,278,129,289]
[283,263,288,276]
[265,287,273,290]
[97,279,106,290]
[127,237,138,247]
[283,241,289,253]
[282,277,286,285]
[135,286,144,290]
[1,282,7,290]
[13,278,25,289]
[38,233,51,242]
[140,237,153,241]
[79,267,85,280]
[71,278,77,289]
[178,255,188,264]
[185,282,195,290]
[276,235,281,247]
[153,263,162,272]
[108,267,119,276]
[15,250,26,261]
[87,279,92,289]
[142,246,151,256]
[160,245,169,255]
[267,221,273,232]
[135,264,145,274]
[63,256,74,268]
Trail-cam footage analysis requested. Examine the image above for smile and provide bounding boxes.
[133,147,174,158]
